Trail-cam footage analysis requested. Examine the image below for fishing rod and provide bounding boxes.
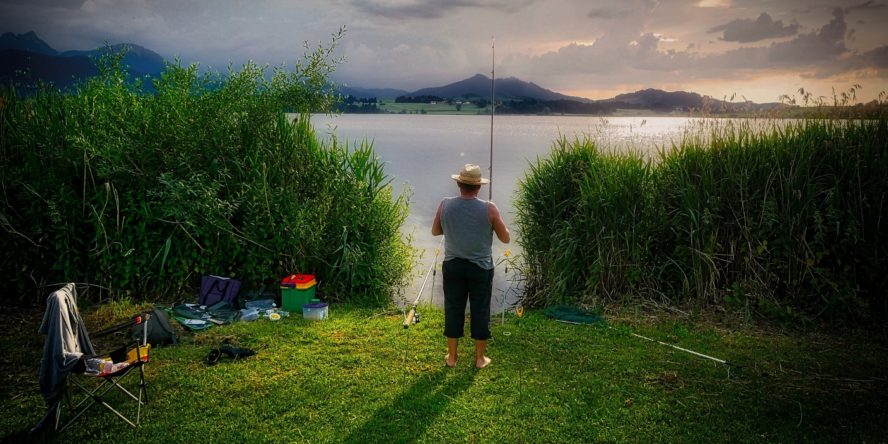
[488,36,495,202]
[489,38,521,334]
[625,329,731,366]
[403,237,443,328]
[555,319,738,368]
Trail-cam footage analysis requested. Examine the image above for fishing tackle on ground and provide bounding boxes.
[403,238,443,328]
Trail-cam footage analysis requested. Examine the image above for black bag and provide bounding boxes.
[133,308,178,346]
[199,275,242,306]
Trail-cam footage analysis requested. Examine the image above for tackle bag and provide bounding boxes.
[199,275,242,306]
[133,307,178,346]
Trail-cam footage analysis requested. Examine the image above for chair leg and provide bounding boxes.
[54,380,72,431]
[140,365,149,404]
[58,375,122,432]
[52,391,62,430]
[136,365,147,424]
[52,400,62,432]
[57,363,149,433]
[96,400,138,428]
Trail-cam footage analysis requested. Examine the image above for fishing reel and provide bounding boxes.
[402,306,421,329]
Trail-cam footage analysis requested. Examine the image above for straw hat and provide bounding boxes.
[451,164,490,185]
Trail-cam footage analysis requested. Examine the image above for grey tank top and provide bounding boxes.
[440,196,493,270]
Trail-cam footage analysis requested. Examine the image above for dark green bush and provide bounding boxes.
[516,119,888,323]
[0,42,413,305]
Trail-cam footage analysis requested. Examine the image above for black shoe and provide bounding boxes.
[205,349,222,365]
[206,345,255,365]
[219,344,256,360]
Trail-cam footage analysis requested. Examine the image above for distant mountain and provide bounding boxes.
[61,43,165,77]
[606,88,706,110]
[0,31,57,55]
[0,49,96,88]
[409,74,592,103]
[384,74,784,114]
[339,85,408,99]
[0,31,165,92]
[606,88,784,112]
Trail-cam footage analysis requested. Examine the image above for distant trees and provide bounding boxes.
[336,95,382,113]
[337,94,648,116]
[496,98,614,115]
[395,95,444,103]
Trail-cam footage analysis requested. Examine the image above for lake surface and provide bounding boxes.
[310,114,712,312]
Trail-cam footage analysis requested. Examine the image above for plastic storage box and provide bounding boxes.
[302,302,328,320]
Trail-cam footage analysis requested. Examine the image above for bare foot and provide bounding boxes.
[475,356,492,369]
[445,354,457,367]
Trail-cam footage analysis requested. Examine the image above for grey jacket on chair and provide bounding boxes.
[38,283,95,404]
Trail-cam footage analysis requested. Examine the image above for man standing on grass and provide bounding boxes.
[432,164,510,369]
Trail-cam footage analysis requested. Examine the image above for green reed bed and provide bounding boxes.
[516,119,888,324]
[0,45,413,305]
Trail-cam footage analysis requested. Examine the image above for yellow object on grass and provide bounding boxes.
[126,344,151,364]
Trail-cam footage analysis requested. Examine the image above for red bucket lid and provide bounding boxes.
[281,274,316,285]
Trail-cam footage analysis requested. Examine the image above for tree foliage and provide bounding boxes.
[0,32,414,305]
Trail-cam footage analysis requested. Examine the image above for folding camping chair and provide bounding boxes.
[34,283,152,435]
[56,312,152,432]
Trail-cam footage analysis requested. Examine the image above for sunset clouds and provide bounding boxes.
[708,13,799,43]
[1,0,886,102]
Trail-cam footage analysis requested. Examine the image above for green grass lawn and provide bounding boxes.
[1,304,886,443]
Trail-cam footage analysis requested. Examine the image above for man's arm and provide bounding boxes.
[488,202,510,243]
[432,201,444,236]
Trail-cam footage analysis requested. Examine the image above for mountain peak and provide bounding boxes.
[608,88,706,109]
[0,30,57,56]
[1,32,167,93]
[408,74,591,102]
[60,43,165,75]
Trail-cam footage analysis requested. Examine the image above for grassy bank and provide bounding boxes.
[1,304,886,443]
[516,119,888,324]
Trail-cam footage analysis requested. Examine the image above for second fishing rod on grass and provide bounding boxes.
[403,237,443,328]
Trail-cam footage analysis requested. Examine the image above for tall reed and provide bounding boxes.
[0,40,413,305]
[516,119,888,323]
[516,137,656,306]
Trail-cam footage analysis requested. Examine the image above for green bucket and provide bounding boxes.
[282,286,316,312]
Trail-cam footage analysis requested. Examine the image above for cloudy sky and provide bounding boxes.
[2,0,887,102]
